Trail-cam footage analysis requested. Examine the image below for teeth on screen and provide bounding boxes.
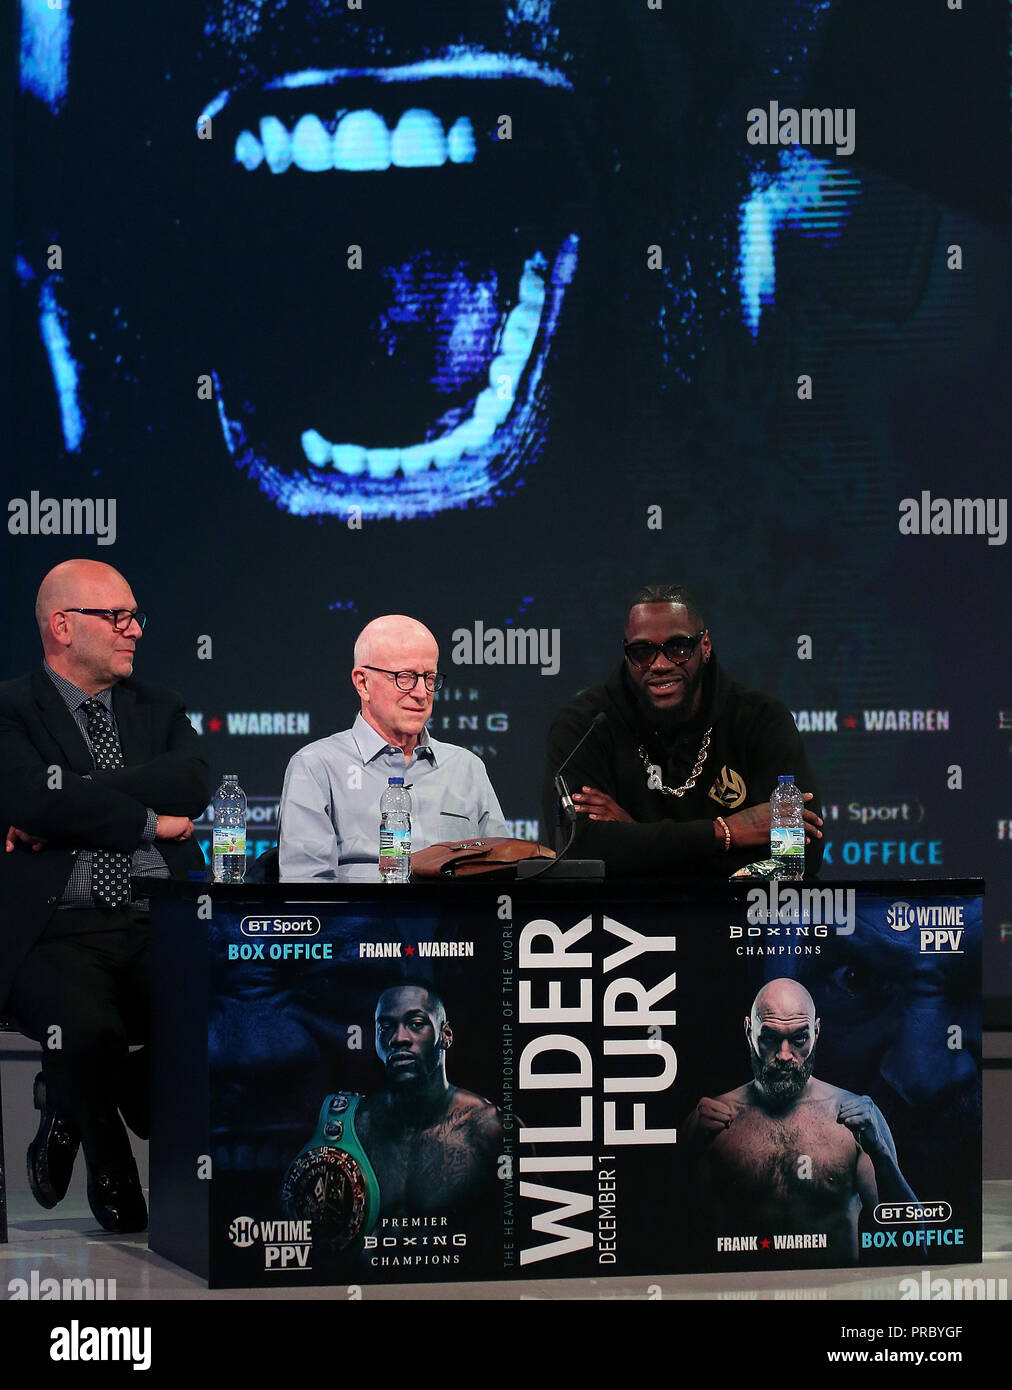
[367,448,402,480]
[334,110,391,170]
[517,266,547,310]
[259,115,292,173]
[234,111,477,172]
[331,444,367,476]
[234,129,264,171]
[299,254,547,478]
[447,117,477,164]
[488,354,521,404]
[399,443,435,475]
[500,304,540,358]
[473,386,513,427]
[390,109,447,167]
[300,429,331,466]
[291,114,332,171]
[454,412,497,452]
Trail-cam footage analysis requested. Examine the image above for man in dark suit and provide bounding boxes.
[0,559,211,1232]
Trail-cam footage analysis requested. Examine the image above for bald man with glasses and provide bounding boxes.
[279,615,506,881]
[0,559,210,1231]
[543,584,824,878]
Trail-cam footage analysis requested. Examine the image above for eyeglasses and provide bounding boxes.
[624,632,706,669]
[362,666,445,693]
[64,608,147,633]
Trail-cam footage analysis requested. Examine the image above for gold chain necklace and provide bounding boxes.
[637,727,712,797]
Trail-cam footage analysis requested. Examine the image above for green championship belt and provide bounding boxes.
[280,1093,381,1251]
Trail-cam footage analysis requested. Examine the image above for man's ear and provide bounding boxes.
[50,611,72,649]
[351,666,368,699]
[441,1022,453,1053]
[701,629,712,664]
[814,1017,820,1043]
[743,1015,753,1048]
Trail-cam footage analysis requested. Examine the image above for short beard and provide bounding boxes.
[384,1042,443,1090]
[750,1046,816,1108]
[631,664,704,736]
[384,1056,421,1087]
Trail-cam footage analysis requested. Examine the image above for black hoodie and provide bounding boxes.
[542,656,823,878]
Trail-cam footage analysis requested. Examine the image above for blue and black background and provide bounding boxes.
[6,1,1010,1012]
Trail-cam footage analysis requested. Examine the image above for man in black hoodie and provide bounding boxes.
[543,585,823,877]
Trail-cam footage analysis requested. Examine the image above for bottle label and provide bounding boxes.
[213,827,246,855]
[770,827,804,858]
[379,829,411,858]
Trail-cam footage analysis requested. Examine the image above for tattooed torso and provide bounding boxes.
[358,1086,503,1217]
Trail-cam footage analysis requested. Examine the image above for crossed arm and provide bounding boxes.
[0,704,210,854]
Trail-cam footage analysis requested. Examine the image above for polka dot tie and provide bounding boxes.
[82,698,132,909]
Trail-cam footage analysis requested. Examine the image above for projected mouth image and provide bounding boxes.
[197,40,582,521]
[17,0,587,523]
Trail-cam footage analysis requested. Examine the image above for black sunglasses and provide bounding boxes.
[623,632,706,669]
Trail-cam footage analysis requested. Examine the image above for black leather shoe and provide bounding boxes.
[26,1072,81,1209]
[86,1167,148,1234]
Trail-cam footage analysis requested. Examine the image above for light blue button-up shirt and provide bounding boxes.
[278,713,508,882]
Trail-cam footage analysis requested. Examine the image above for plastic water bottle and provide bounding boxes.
[379,777,412,883]
[212,774,247,883]
[770,774,805,881]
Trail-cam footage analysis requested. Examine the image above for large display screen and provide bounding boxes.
[7,1,1010,1013]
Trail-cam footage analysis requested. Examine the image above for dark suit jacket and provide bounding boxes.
[0,669,212,1010]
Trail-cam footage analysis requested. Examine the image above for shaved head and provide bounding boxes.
[376,983,447,1033]
[374,983,452,1090]
[353,615,437,669]
[746,978,820,1106]
[750,978,817,1036]
[35,559,141,693]
[351,615,438,755]
[35,559,132,637]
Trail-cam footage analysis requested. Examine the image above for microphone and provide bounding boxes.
[520,710,609,882]
[554,711,608,824]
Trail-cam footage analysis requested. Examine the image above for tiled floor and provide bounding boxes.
[3,1182,1010,1302]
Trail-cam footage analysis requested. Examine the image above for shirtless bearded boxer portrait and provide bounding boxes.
[683,978,917,1266]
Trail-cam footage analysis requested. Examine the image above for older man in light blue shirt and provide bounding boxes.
[279,615,507,881]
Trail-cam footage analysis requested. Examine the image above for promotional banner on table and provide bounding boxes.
[175,886,981,1287]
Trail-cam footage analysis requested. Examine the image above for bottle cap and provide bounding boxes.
[388,777,404,785]
[777,774,794,783]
